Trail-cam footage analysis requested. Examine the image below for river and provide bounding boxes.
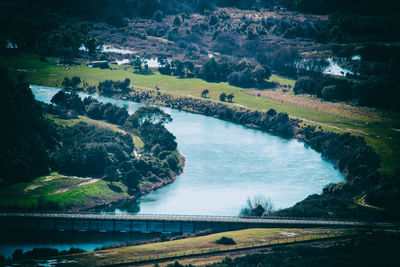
[31,85,344,215]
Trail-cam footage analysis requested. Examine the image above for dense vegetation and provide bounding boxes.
[0,71,57,186]
[159,57,272,89]
[2,0,399,112]
[294,75,400,112]
[0,73,183,203]
[50,89,181,195]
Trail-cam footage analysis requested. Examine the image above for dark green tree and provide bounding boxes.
[129,106,172,126]
[201,89,210,98]
[220,92,227,102]
[227,93,235,103]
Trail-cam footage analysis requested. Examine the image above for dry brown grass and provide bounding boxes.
[245,90,388,122]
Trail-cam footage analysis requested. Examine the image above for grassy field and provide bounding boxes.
[0,172,129,210]
[18,228,353,266]
[1,54,399,173]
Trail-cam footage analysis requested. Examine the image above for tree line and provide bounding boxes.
[294,75,400,112]
[159,57,272,89]
[0,72,58,186]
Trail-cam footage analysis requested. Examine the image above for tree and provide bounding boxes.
[171,60,185,77]
[209,15,218,26]
[139,123,177,151]
[121,78,131,93]
[321,85,337,101]
[61,77,71,89]
[294,76,317,95]
[125,168,141,193]
[239,194,274,217]
[129,106,172,126]
[252,66,271,84]
[220,92,227,102]
[201,89,210,98]
[85,36,102,55]
[153,10,163,22]
[173,16,181,26]
[12,249,24,261]
[70,76,81,89]
[166,153,180,171]
[227,93,235,103]
[51,90,67,105]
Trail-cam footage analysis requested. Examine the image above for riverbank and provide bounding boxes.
[0,108,185,212]
[2,54,398,218]
[83,87,389,219]
[1,54,398,174]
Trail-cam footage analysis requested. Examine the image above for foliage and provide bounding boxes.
[51,90,129,125]
[219,92,227,102]
[215,236,236,245]
[62,76,81,89]
[240,194,274,217]
[51,122,135,178]
[51,90,86,115]
[201,89,210,98]
[294,75,400,112]
[0,71,57,186]
[98,79,130,95]
[128,106,172,127]
[138,122,177,151]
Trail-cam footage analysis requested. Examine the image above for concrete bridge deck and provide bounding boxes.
[0,212,397,233]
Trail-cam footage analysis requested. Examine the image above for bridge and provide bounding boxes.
[0,212,397,234]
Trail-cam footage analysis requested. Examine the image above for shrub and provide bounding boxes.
[216,236,236,245]
[321,85,337,101]
[153,10,163,22]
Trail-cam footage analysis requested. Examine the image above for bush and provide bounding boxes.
[321,85,337,101]
[153,10,163,22]
[216,236,236,245]
[293,76,317,95]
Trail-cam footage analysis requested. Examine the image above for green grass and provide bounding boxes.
[269,74,296,88]
[18,228,354,266]
[2,54,399,173]
[0,172,129,209]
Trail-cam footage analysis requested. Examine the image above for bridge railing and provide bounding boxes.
[0,210,396,225]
